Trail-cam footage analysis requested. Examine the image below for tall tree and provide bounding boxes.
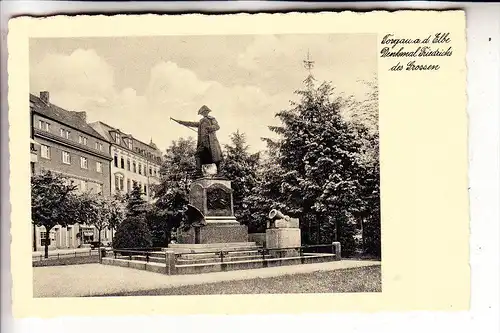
[31,170,77,258]
[125,183,149,218]
[266,78,365,254]
[152,137,197,235]
[220,130,260,226]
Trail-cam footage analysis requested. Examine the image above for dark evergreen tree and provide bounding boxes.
[124,183,148,218]
[220,130,260,227]
[263,78,365,253]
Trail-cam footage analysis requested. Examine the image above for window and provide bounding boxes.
[114,155,118,168]
[127,159,131,171]
[133,180,137,188]
[80,180,88,192]
[114,174,124,191]
[62,151,71,164]
[38,120,50,131]
[144,184,147,195]
[95,142,103,151]
[149,167,152,176]
[60,128,70,139]
[133,162,137,173]
[138,163,142,175]
[78,136,88,145]
[127,179,131,193]
[97,184,103,196]
[40,145,50,159]
[115,134,121,144]
[127,140,133,150]
[120,157,124,169]
[80,157,88,169]
[96,161,102,173]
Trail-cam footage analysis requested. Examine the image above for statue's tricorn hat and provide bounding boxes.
[198,105,211,115]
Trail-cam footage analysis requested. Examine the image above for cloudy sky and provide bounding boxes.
[30,34,377,153]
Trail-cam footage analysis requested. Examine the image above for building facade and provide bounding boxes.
[30,91,114,251]
[90,121,163,202]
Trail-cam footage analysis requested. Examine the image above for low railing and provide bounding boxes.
[32,249,99,262]
[110,249,166,263]
[106,242,341,275]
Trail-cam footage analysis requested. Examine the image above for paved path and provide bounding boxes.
[33,260,381,297]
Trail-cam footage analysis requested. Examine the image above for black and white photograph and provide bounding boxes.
[29,32,381,297]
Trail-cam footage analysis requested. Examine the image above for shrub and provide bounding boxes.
[112,216,153,249]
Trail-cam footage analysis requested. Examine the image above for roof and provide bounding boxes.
[91,120,161,152]
[30,94,108,142]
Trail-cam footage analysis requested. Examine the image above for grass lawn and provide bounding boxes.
[101,265,381,296]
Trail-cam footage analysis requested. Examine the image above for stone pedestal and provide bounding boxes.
[266,218,301,258]
[177,177,248,244]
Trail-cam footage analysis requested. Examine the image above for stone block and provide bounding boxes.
[188,178,234,216]
[177,224,249,244]
[266,228,301,250]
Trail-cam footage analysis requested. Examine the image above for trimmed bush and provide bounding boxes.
[112,216,153,249]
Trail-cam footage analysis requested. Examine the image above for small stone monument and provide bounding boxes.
[266,209,301,257]
[177,173,249,244]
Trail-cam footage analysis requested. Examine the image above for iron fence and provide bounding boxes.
[32,249,99,262]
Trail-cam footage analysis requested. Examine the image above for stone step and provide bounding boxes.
[167,242,259,254]
[177,254,272,265]
[178,250,261,260]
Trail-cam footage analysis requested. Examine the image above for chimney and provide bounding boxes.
[75,111,87,122]
[40,91,49,104]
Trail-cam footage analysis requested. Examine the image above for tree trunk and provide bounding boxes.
[98,228,102,249]
[33,223,37,251]
[44,228,50,259]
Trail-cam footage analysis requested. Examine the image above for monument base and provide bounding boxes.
[177,222,249,244]
[266,227,301,257]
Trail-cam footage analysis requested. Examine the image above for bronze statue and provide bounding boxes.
[171,105,223,176]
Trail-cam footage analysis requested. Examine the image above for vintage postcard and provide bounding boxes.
[8,11,469,318]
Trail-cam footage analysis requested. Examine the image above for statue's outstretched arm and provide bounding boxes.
[175,119,200,128]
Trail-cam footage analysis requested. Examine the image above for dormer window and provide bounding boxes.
[127,139,133,150]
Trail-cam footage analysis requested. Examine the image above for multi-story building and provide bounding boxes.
[30,91,114,251]
[90,121,162,202]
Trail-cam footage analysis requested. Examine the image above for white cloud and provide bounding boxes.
[30,49,290,153]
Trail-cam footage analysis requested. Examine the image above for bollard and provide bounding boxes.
[332,242,341,261]
[165,251,176,275]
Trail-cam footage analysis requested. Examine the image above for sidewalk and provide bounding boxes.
[33,260,381,297]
